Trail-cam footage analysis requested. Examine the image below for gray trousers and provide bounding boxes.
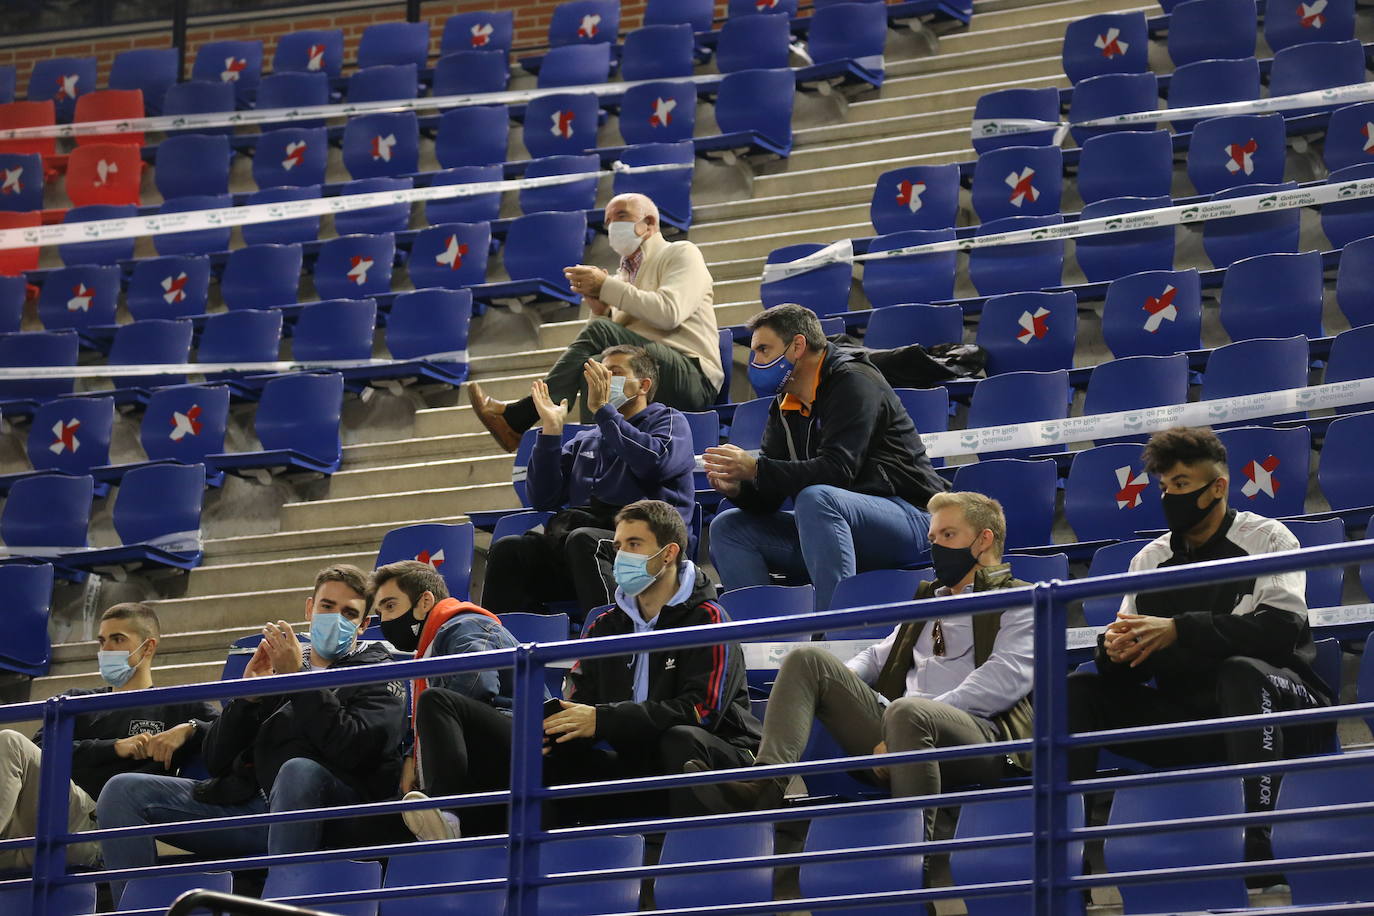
[0,729,100,869]
[758,646,1004,800]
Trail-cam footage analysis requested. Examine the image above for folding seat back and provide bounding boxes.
[386,288,473,369]
[1201,335,1309,401]
[718,584,815,620]
[1167,0,1258,66]
[538,43,614,89]
[332,176,413,236]
[520,153,600,214]
[376,523,475,601]
[799,810,923,916]
[951,796,1085,916]
[619,80,698,146]
[0,67,11,105]
[197,309,284,371]
[191,40,263,105]
[0,276,24,332]
[1083,353,1190,417]
[152,194,232,257]
[0,100,56,158]
[1066,72,1159,146]
[614,140,695,228]
[118,872,232,913]
[966,369,1071,459]
[346,64,418,104]
[1319,162,1374,249]
[240,185,322,246]
[1102,268,1203,358]
[357,21,431,69]
[409,222,492,290]
[142,384,231,466]
[762,243,853,317]
[968,214,1064,297]
[37,264,120,331]
[253,127,328,189]
[972,87,1067,154]
[380,847,505,916]
[1282,517,1345,609]
[522,93,600,159]
[273,29,345,80]
[109,48,179,115]
[538,834,643,916]
[0,211,40,275]
[57,203,137,266]
[0,152,44,212]
[864,302,964,349]
[0,329,79,403]
[108,318,195,389]
[862,228,957,306]
[717,12,791,72]
[109,462,206,560]
[293,298,376,363]
[442,11,515,57]
[897,387,950,439]
[1336,234,1374,328]
[27,57,97,123]
[155,133,231,199]
[1065,443,1167,542]
[255,72,330,130]
[953,458,1058,548]
[1202,182,1301,268]
[729,0,799,14]
[432,51,509,96]
[161,80,236,137]
[72,89,144,146]
[975,290,1078,374]
[1074,196,1175,283]
[870,163,959,234]
[727,397,771,451]
[1267,0,1355,51]
[1187,113,1286,195]
[1321,410,1374,516]
[646,0,714,32]
[548,1,621,47]
[1324,323,1374,412]
[714,69,796,156]
[0,563,56,677]
[970,145,1063,222]
[1077,130,1172,204]
[1323,101,1374,173]
[27,397,114,476]
[1273,759,1374,905]
[808,2,889,74]
[1062,12,1148,85]
[315,233,396,300]
[342,112,421,179]
[264,860,382,916]
[1219,250,1324,342]
[221,243,303,310]
[621,24,696,82]
[436,105,512,169]
[1216,425,1311,518]
[65,143,142,207]
[1269,38,1369,99]
[504,211,586,286]
[234,371,343,474]
[1082,539,1151,624]
[656,824,773,910]
[425,165,504,225]
[3,473,94,552]
[1167,57,1261,133]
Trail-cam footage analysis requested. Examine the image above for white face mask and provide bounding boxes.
[608,219,645,258]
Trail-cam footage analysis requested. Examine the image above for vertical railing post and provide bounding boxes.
[405,0,422,24]
[172,0,189,82]
[1031,581,1071,916]
[30,696,75,916]
[506,644,546,916]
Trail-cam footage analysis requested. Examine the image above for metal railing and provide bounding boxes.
[6,537,1374,915]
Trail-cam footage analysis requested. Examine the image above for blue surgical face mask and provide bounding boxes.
[613,545,670,597]
[97,640,148,688]
[607,374,635,411]
[748,345,797,398]
[309,612,357,660]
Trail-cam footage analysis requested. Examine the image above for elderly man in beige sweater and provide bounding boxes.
[469,193,722,452]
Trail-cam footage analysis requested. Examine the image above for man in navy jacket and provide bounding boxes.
[482,345,696,614]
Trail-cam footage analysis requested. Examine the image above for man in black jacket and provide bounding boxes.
[705,303,949,609]
[543,499,761,821]
[96,566,406,898]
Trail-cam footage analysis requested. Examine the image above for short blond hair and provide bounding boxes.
[928,491,1006,560]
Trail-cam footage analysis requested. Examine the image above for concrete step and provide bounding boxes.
[33,660,226,699]
[415,404,486,438]
[833,60,1067,125]
[48,645,228,680]
[698,216,881,264]
[327,454,516,499]
[342,431,496,469]
[201,516,468,566]
[751,142,971,200]
[691,202,874,246]
[790,106,975,150]
[185,549,378,600]
[757,125,971,181]
[281,482,517,532]
[931,2,1152,54]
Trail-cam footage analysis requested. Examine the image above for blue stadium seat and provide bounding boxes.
[1074,196,1175,283]
[729,0,799,14]
[334,177,414,236]
[0,562,56,678]
[718,584,816,619]
[966,368,1070,459]
[806,2,890,87]
[253,127,328,188]
[972,87,1062,154]
[136,384,231,480]
[1216,425,1311,518]
[619,80,698,145]
[1321,411,1374,531]
[614,140,696,229]
[427,165,505,225]
[375,288,473,387]
[896,387,950,439]
[1319,163,1374,248]
[953,458,1058,548]
[1167,0,1258,66]
[161,80,236,137]
[0,329,80,409]
[265,859,382,916]
[376,523,475,600]
[342,112,421,179]
[863,229,958,306]
[1269,38,1369,100]
[799,810,924,916]
[442,11,515,57]
[1186,114,1286,195]
[1272,758,1374,904]
[273,28,345,80]
[970,145,1064,221]
[1066,72,1159,146]
[968,214,1064,297]
[498,611,570,647]
[380,847,506,916]
[1076,131,1173,204]
[709,68,796,158]
[870,164,960,234]
[520,153,600,214]
[1062,12,1148,85]
[538,43,615,89]
[685,409,721,487]
[549,1,621,48]
[1336,234,1374,328]
[646,0,714,32]
[621,23,696,81]
[110,48,179,116]
[1219,250,1324,342]
[240,185,323,246]
[315,234,397,301]
[1,474,93,560]
[347,64,419,103]
[1083,353,1190,417]
[1007,551,1068,584]
[221,243,303,310]
[728,397,771,451]
[1202,182,1301,268]
[191,39,263,106]
[1201,335,1309,401]
[1105,777,1248,912]
[358,21,431,70]
[0,874,92,913]
[210,372,344,477]
[763,243,853,317]
[0,152,43,211]
[38,265,120,334]
[153,194,233,256]
[975,290,1078,374]
[656,824,773,910]
[539,835,643,916]
[502,211,586,293]
[106,318,195,395]
[0,276,24,333]
[432,50,510,95]
[1268,0,1355,51]
[864,303,964,349]
[523,92,601,159]
[0,65,12,105]
[1065,443,1167,542]
[490,510,554,545]
[1282,517,1345,608]
[1324,324,1374,413]
[1323,101,1374,172]
[293,298,377,363]
[436,105,511,168]
[27,57,97,122]
[409,222,492,290]
[256,71,329,127]
[1101,268,1203,358]
[59,204,138,266]
[197,310,284,383]
[118,871,232,913]
[155,133,231,199]
[1,397,114,488]
[1082,539,1150,625]
[1167,57,1262,133]
[64,462,206,573]
[951,795,1085,916]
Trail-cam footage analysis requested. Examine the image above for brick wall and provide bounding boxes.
[0,1,733,92]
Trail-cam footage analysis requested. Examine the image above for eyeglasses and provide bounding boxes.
[932,619,945,658]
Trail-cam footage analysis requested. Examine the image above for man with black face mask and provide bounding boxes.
[1067,426,1332,875]
[689,491,1033,828]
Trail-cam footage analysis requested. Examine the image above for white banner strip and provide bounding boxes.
[0,162,689,252]
[760,177,1374,283]
[970,79,1374,140]
[0,351,468,380]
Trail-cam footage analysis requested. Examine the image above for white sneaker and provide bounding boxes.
[401,790,462,842]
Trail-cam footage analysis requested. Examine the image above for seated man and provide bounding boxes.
[546,499,762,823]
[469,192,721,451]
[1067,426,1332,863]
[705,303,950,609]
[97,566,406,896]
[369,559,523,840]
[0,603,217,870]
[482,345,695,615]
[690,491,1032,822]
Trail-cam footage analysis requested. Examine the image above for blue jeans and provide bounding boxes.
[97,758,363,902]
[710,485,933,609]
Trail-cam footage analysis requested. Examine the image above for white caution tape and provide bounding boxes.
[760,177,1374,283]
[969,79,1374,140]
[0,163,689,251]
[0,530,202,557]
[0,351,468,380]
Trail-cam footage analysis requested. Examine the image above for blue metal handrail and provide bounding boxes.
[10,536,1374,915]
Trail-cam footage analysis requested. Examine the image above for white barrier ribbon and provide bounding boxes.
[0,530,201,557]
[969,79,1374,140]
[0,162,690,251]
[0,351,469,380]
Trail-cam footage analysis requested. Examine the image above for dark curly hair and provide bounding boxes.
[1141,426,1228,477]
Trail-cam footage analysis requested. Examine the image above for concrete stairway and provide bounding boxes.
[29,0,1153,701]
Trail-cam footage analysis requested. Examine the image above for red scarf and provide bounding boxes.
[410,598,503,773]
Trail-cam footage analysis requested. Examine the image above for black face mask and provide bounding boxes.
[1161,478,1221,535]
[379,604,423,652]
[931,542,980,589]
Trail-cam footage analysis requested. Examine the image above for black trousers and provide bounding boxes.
[1067,656,1331,819]
[482,526,615,615]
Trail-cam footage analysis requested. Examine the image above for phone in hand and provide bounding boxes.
[543,697,565,718]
